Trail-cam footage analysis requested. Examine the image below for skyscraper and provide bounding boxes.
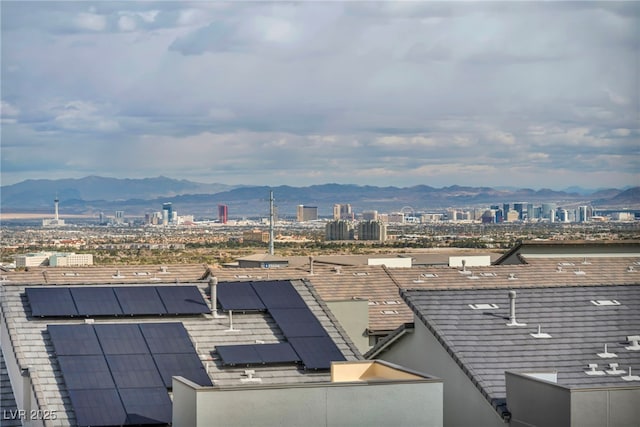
[333,204,354,220]
[218,204,228,224]
[162,203,173,224]
[297,205,318,222]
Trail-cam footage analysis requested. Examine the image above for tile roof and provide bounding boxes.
[0,279,359,426]
[0,347,21,427]
[401,284,640,416]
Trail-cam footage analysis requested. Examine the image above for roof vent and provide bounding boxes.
[469,303,499,310]
[556,265,563,273]
[597,344,617,358]
[421,273,439,278]
[574,268,586,276]
[506,290,527,327]
[508,273,517,280]
[468,275,479,280]
[241,370,262,383]
[84,318,95,324]
[621,367,640,381]
[591,300,621,306]
[383,301,401,305]
[459,260,471,275]
[368,301,379,306]
[585,364,605,376]
[559,262,575,266]
[625,335,640,351]
[480,272,497,277]
[225,310,240,332]
[381,310,398,315]
[530,325,551,339]
[413,276,425,283]
[334,266,342,275]
[353,272,369,276]
[605,363,625,375]
[627,265,636,273]
[159,266,168,273]
[112,270,125,279]
[581,258,591,265]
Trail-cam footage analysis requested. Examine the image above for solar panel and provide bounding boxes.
[71,287,123,316]
[156,285,210,314]
[288,336,346,370]
[254,342,300,364]
[252,280,307,309]
[269,308,328,338]
[153,352,213,387]
[106,354,165,389]
[68,388,128,427]
[217,281,265,311]
[119,387,173,425]
[57,355,115,390]
[114,286,167,315]
[48,324,102,355]
[139,322,196,354]
[216,344,262,365]
[26,287,78,317]
[95,324,149,355]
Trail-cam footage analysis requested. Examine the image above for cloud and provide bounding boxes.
[1,2,638,189]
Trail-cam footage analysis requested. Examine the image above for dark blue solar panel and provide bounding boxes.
[68,388,127,427]
[120,387,172,425]
[57,355,115,390]
[48,324,102,355]
[26,287,78,317]
[288,336,346,370]
[254,343,300,364]
[95,324,149,355]
[217,281,265,311]
[269,308,328,338]
[216,345,262,365]
[139,322,195,354]
[71,287,123,316]
[153,353,213,387]
[156,285,210,314]
[106,354,165,389]
[252,280,307,309]
[114,286,167,315]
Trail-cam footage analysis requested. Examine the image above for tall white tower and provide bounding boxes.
[54,195,60,222]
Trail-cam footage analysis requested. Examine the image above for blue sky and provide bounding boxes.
[1,1,638,189]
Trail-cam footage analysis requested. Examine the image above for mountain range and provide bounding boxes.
[1,176,638,218]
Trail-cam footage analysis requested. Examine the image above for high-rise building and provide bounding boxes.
[326,220,353,241]
[297,205,318,222]
[115,210,125,225]
[357,220,387,241]
[218,204,228,224]
[333,204,354,221]
[362,210,378,221]
[513,203,526,220]
[162,203,173,224]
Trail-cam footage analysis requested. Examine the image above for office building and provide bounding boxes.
[218,204,228,224]
[297,205,318,222]
[513,203,526,220]
[162,203,173,224]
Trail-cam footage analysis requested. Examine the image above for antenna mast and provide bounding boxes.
[269,190,275,255]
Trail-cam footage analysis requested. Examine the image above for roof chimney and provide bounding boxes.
[506,290,527,326]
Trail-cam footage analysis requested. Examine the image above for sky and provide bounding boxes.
[1,1,638,189]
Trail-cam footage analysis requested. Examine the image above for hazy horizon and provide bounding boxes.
[1,2,638,188]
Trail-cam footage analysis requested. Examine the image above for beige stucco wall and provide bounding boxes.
[326,300,369,354]
[507,371,640,427]
[172,376,443,427]
[375,319,505,427]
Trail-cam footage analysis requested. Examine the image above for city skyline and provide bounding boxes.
[1,2,638,189]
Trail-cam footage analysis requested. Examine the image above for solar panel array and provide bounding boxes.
[26,285,210,317]
[48,322,212,427]
[215,280,346,370]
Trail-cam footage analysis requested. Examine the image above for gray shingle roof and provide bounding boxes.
[0,347,22,427]
[0,279,359,426]
[401,284,640,416]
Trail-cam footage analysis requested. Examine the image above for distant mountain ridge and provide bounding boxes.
[1,176,637,217]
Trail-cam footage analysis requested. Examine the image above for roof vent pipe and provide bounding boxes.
[506,290,527,326]
[309,256,314,275]
[462,259,466,272]
[209,277,225,319]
